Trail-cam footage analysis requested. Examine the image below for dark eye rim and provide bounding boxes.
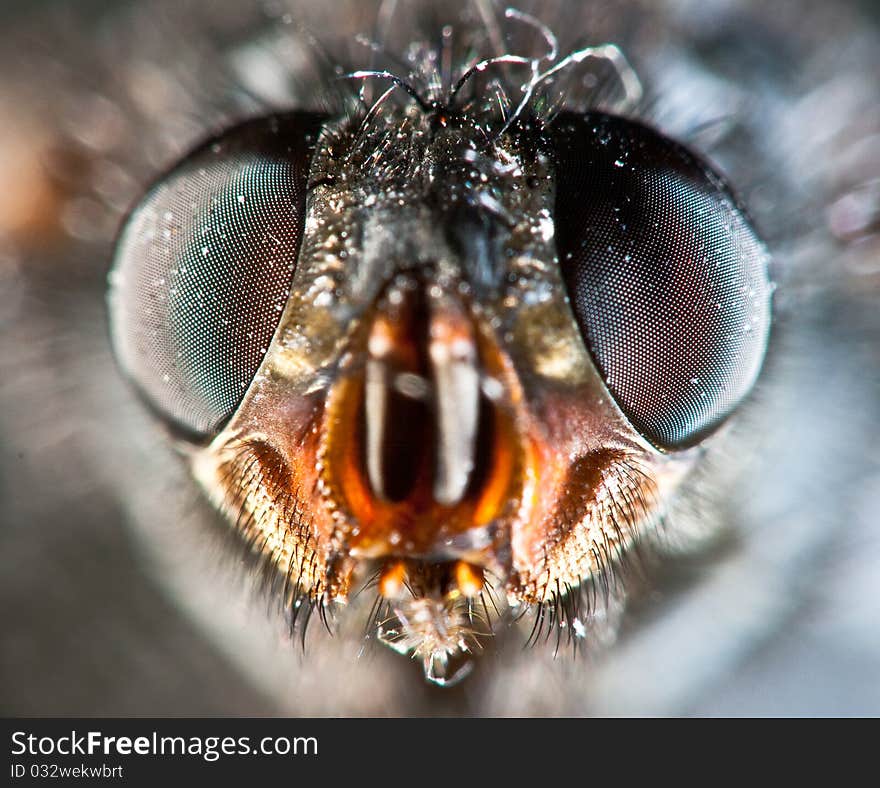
[113,111,328,231]
[107,110,328,442]
[545,109,774,452]
[545,109,767,243]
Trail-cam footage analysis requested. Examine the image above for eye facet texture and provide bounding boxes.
[109,113,324,437]
[550,112,772,450]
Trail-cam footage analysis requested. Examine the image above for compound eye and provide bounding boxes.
[550,112,772,450]
[108,112,324,438]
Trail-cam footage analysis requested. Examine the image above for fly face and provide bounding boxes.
[108,23,772,685]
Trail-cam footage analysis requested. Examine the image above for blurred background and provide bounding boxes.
[1,0,878,716]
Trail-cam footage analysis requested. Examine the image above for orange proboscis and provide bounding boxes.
[320,284,525,567]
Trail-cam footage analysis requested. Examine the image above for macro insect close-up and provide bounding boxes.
[1,0,879,716]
